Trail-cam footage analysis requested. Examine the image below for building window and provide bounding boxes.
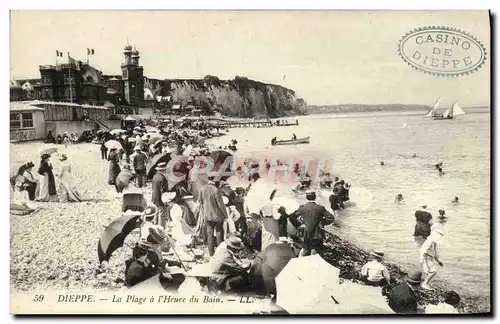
[10,114,21,129]
[10,112,33,129]
[22,113,34,128]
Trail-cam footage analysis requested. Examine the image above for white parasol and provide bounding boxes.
[104,140,123,150]
[275,254,340,314]
[272,197,300,214]
[110,129,126,135]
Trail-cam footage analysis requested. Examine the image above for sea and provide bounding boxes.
[208,107,491,300]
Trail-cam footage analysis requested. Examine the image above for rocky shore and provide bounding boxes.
[320,231,490,314]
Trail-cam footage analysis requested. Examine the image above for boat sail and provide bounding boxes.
[450,102,466,117]
[433,101,466,120]
[425,97,466,120]
[425,97,442,118]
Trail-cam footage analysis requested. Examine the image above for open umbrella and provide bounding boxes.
[245,181,276,214]
[110,129,126,135]
[97,214,142,263]
[146,152,172,179]
[272,197,300,214]
[209,150,234,181]
[104,140,123,151]
[40,147,58,156]
[225,175,250,190]
[275,254,340,314]
[148,133,163,141]
[309,281,394,314]
[250,243,296,295]
[149,137,166,148]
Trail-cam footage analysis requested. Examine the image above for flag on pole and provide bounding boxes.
[87,48,95,55]
[56,50,63,57]
[68,54,81,70]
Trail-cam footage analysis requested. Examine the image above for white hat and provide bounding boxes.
[161,192,177,203]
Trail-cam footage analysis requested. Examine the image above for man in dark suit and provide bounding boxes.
[151,162,172,228]
[198,172,229,256]
[289,190,336,256]
[387,271,423,314]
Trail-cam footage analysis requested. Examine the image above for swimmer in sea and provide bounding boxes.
[380,161,385,166]
[438,167,445,176]
[435,162,443,170]
[412,153,417,158]
[452,196,459,204]
[438,209,447,224]
[394,194,404,203]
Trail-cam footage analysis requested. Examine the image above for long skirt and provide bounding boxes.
[195,211,207,244]
[108,162,121,185]
[36,174,58,202]
[26,183,37,201]
[261,218,280,251]
[58,178,83,202]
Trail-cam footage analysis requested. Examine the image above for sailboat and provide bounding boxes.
[424,98,466,120]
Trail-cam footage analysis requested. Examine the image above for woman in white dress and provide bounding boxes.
[36,153,59,202]
[259,189,281,251]
[57,154,82,202]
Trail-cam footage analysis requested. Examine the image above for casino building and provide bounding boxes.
[10,43,157,141]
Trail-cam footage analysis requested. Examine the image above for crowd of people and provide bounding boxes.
[12,113,465,314]
[11,152,83,214]
[44,130,96,145]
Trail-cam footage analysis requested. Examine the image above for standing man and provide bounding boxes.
[289,190,336,256]
[420,227,444,290]
[100,142,108,160]
[198,172,229,256]
[132,146,148,188]
[151,162,172,228]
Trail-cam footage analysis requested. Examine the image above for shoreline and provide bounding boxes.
[321,231,490,314]
[204,135,490,314]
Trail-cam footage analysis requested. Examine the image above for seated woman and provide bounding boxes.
[209,235,252,294]
[22,162,38,201]
[360,250,391,287]
[45,131,56,144]
[125,225,183,289]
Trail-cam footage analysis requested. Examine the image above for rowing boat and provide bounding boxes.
[272,137,310,146]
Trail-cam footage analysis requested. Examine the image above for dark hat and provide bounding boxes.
[406,271,423,284]
[305,189,316,200]
[59,154,68,161]
[226,236,244,250]
[41,153,51,160]
[148,225,166,244]
[26,162,35,168]
[444,291,461,307]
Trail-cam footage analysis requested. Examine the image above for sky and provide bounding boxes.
[10,10,490,106]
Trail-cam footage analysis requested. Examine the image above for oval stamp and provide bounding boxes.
[398,26,487,76]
